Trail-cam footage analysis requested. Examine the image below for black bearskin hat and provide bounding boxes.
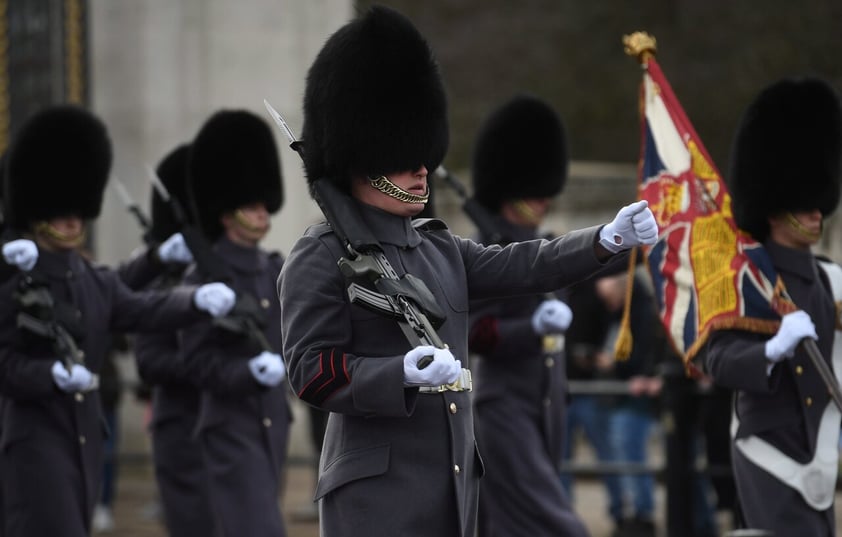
[471,94,568,212]
[188,110,283,240]
[149,144,191,243]
[301,5,449,195]
[728,76,842,242]
[5,105,112,231]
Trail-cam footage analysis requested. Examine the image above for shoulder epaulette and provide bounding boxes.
[412,217,448,231]
[304,221,332,238]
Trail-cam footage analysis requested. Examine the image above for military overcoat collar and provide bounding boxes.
[356,202,422,249]
[765,239,818,283]
[214,236,265,274]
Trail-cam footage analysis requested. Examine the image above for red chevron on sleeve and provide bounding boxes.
[468,316,499,355]
[298,348,350,405]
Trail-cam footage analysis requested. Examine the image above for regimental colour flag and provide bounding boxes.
[635,55,794,369]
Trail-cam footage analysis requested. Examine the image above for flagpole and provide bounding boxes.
[784,292,842,411]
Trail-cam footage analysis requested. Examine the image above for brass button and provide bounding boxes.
[806,397,813,407]
[544,357,555,368]
[66,270,74,279]
[260,298,271,309]
[262,417,272,428]
[543,398,552,407]
[449,403,458,414]
[796,365,804,375]
[453,464,460,475]
[79,435,86,445]
[75,393,84,402]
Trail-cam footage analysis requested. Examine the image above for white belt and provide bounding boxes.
[730,259,842,510]
[418,368,473,393]
[732,402,840,510]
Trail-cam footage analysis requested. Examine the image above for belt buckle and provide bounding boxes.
[419,368,472,393]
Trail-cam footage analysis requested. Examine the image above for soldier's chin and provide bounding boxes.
[404,206,424,218]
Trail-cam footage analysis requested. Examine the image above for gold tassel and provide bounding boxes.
[613,247,637,360]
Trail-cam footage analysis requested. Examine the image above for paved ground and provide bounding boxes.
[101,461,648,537]
[97,387,840,537]
[102,394,649,537]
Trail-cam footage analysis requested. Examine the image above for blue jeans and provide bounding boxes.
[607,405,654,519]
[561,395,625,521]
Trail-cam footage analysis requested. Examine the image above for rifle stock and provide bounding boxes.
[313,180,445,367]
[15,281,85,371]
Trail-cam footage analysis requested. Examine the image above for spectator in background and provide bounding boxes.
[561,277,625,525]
[594,270,661,537]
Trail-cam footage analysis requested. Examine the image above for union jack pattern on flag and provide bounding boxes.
[636,56,794,369]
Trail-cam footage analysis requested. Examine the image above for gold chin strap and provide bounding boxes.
[34,221,86,248]
[368,175,429,204]
[512,200,540,226]
[785,212,822,242]
[234,209,267,232]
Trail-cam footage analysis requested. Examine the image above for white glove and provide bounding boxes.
[403,345,461,387]
[51,361,95,392]
[248,351,287,387]
[765,310,818,362]
[157,232,193,264]
[599,200,659,253]
[531,299,573,335]
[193,282,236,317]
[2,239,38,271]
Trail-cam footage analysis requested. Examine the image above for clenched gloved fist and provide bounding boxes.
[52,361,96,393]
[599,200,658,253]
[532,299,573,335]
[248,351,287,387]
[765,310,818,363]
[2,239,38,271]
[404,345,461,387]
[193,282,236,317]
[157,232,193,264]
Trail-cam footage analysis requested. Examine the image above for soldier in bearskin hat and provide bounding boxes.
[125,144,219,537]
[705,76,842,535]
[465,94,591,537]
[276,5,657,537]
[178,109,290,537]
[0,105,235,537]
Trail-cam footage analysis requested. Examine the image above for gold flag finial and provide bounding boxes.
[623,32,657,64]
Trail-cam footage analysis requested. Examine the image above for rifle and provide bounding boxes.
[145,168,274,353]
[263,100,448,368]
[433,166,512,246]
[14,276,86,372]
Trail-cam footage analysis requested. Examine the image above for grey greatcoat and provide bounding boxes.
[127,253,218,537]
[278,203,611,537]
[469,217,590,537]
[181,237,290,537]
[706,241,839,536]
[0,248,203,537]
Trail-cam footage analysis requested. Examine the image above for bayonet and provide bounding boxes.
[112,176,152,235]
[263,99,304,159]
